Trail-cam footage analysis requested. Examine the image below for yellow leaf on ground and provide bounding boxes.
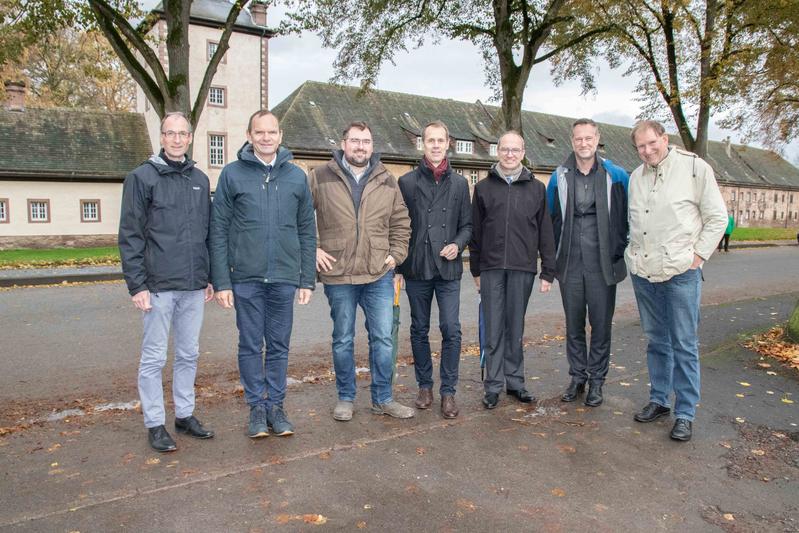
[751,449,766,456]
[303,514,327,524]
[357,521,367,529]
[735,417,745,423]
[782,398,795,404]
[456,499,476,511]
[551,488,566,497]
[739,382,751,387]
[735,394,745,398]
[723,513,735,521]
[145,457,160,465]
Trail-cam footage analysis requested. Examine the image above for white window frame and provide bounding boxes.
[489,144,498,157]
[208,86,226,107]
[0,198,7,223]
[455,140,473,154]
[469,170,479,185]
[28,199,50,223]
[416,136,423,151]
[81,200,101,222]
[209,134,226,167]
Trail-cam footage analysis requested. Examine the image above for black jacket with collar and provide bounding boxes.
[469,166,556,281]
[397,160,472,280]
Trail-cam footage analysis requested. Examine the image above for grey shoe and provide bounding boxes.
[333,400,354,421]
[371,400,415,419]
[266,405,294,436]
[247,404,268,438]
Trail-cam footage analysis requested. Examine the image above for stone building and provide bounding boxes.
[272,81,799,229]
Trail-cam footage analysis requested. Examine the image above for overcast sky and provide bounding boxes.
[264,7,799,166]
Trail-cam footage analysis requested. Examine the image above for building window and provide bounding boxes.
[731,191,736,201]
[469,170,479,185]
[80,200,101,223]
[209,134,226,167]
[794,212,798,221]
[207,40,226,63]
[782,194,786,202]
[746,192,751,202]
[773,210,777,220]
[455,140,473,154]
[416,136,423,151]
[760,192,765,201]
[774,193,779,202]
[489,144,498,157]
[208,86,226,107]
[759,211,764,220]
[781,212,785,220]
[28,199,50,223]
[744,211,749,220]
[791,194,794,204]
[0,198,8,223]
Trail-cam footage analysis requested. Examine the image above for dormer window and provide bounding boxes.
[489,144,498,157]
[416,136,423,151]
[455,140,473,154]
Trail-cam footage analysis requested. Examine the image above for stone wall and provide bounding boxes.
[0,234,117,250]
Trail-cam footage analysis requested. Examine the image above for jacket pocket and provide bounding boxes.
[320,237,347,276]
[662,241,694,275]
[368,237,390,275]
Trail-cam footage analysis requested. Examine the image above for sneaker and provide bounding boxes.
[333,400,354,421]
[266,405,294,436]
[371,400,415,419]
[247,404,269,438]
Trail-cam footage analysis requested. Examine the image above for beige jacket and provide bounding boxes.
[308,157,410,285]
[625,147,727,282]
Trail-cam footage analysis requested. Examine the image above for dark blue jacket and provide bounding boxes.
[546,156,629,285]
[119,155,210,295]
[209,144,316,290]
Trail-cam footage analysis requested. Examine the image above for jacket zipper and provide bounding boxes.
[183,171,195,288]
[264,168,272,282]
[503,179,511,269]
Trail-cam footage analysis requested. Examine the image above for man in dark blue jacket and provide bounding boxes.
[546,119,629,407]
[209,110,316,439]
[397,121,471,418]
[119,112,215,453]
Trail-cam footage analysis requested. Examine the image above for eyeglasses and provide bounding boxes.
[161,130,191,139]
[498,147,523,155]
[346,138,372,146]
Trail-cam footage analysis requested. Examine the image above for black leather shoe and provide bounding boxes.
[482,393,499,409]
[148,425,177,452]
[633,402,671,423]
[561,380,586,402]
[507,388,535,403]
[670,418,692,441]
[584,382,603,407]
[175,415,215,439]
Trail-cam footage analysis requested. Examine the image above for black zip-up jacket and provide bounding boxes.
[469,166,556,281]
[119,154,211,295]
[397,160,472,280]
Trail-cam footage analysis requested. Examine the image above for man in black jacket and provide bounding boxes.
[546,119,629,407]
[470,131,556,410]
[397,121,472,418]
[119,112,215,452]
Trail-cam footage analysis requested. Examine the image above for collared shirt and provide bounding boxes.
[253,151,276,169]
[625,147,727,282]
[495,163,523,183]
[342,158,368,182]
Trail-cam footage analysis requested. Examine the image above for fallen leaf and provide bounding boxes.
[739,382,751,387]
[275,514,291,524]
[766,390,775,395]
[756,362,771,368]
[557,444,576,454]
[719,442,732,449]
[551,488,566,497]
[723,513,735,521]
[766,371,777,376]
[619,382,631,387]
[612,411,623,415]
[303,514,327,524]
[456,499,476,511]
[751,449,766,456]
[735,417,745,423]
[318,451,331,460]
[50,462,58,467]
[782,398,795,404]
[48,443,62,453]
[415,447,425,455]
[735,393,745,398]
[357,521,367,529]
[145,457,160,465]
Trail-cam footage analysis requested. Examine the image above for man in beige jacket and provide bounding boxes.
[627,120,727,442]
[309,121,413,422]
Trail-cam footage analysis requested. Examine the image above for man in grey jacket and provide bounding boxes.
[627,120,727,442]
[119,112,215,452]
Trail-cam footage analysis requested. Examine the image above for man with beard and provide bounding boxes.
[309,121,413,422]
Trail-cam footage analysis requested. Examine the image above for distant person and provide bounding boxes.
[547,119,629,407]
[309,121,413,422]
[397,120,472,419]
[627,120,727,442]
[718,214,734,252]
[119,111,215,453]
[209,110,316,439]
[470,130,556,410]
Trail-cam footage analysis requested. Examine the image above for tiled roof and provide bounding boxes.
[273,81,799,189]
[0,108,152,179]
[152,0,273,35]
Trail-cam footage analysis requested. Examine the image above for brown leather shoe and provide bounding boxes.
[415,388,433,409]
[441,394,459,418]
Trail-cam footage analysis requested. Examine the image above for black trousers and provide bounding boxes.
[558,269,616,384]
[480,269,535,394]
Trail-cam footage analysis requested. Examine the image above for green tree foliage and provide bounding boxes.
[1,0,252,129]
[283,0,609,138]
[720,1,799,148]
[587,0,762,159]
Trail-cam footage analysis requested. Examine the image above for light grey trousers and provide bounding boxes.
[138,290,205,428]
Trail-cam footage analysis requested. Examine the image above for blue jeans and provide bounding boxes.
[232,282,296,409]
[139,290,205,428]
[405,278,461,395]
[323,271,394,404]
[631,268,702,420]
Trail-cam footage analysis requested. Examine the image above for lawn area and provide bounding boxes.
[730,227,798,241]
[0,246,120,267]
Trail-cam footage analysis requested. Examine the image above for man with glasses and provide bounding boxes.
[470,131,556,410]
[546,119,629,408]
[119,112,215,452]
[309,121,413,422]
[210,110,316,439]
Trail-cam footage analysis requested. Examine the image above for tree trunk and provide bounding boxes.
[788,299,799,343]
[163,0,192,119]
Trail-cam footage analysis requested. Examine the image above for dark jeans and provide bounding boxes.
[480,269,535,395]
[405,278,462,395]
[232,282,296,409]
[718,234,730,252]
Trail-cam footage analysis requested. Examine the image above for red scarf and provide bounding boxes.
[424,157,448,182]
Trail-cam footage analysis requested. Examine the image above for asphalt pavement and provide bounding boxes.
[0,247,798,531]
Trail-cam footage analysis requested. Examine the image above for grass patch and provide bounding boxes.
[0,246,120,268]
[730,227,798,241]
